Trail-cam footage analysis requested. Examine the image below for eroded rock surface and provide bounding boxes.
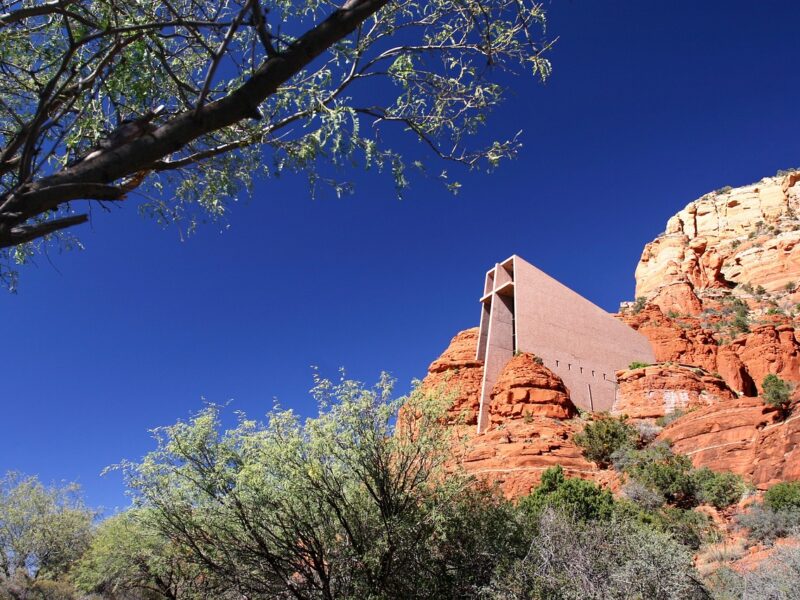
[635,173,800,314]
[613,364,737,420]
[658,397,800,489]
[421,331,604,496]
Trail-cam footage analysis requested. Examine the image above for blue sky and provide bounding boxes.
[2,1,799,511]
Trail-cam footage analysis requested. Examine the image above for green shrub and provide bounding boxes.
[764,480,800,511]
[615,445,743,509]
[656,409,686,427]
[692,467,746,509]
[622,444,697,508]
[574,416,638,468]
[736,504,800,544]
[628,361,650,370]
[762,374,793,412]
[631,296,647,314]
[518,465,616,524]
[650,506,716,550]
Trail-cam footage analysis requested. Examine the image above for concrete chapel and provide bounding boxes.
[476,255,655,432]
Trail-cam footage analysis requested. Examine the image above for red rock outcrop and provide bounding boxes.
[658,396,800,489]
[489,353,577,422]
[613,364,737,420]
[635,173,800,315]
[423,328,484,425]
[621,305,800,395]
[422,332,606,496]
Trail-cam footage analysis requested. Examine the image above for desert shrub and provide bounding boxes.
[628,360,650,369]
[620,443,697,507]
[708,537,800,599]
[485,509,707,600]
[656,409,686,427]
[633,420,662,445]
[762,374,793,412]
[735,504,800,544]
[764,481,800,511]
[622,480,665,511]
[615,444,743,509]
[518,466,616,524]
[731,313,750,334]
[631,296,647,314]
[574,416,639,468]
[651,506,717,550]
[692,468,747,509]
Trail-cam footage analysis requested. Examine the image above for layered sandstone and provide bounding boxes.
[424,328,484,425]
[489,353,577,422]
[635,172,800,315]
[658,396,800,489]
[423,331,605,496]
[613,364,737,420]
[621,305,800,395]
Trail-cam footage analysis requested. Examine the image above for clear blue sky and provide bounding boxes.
[2,1,799,512]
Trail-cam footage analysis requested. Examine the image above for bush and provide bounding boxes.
[692,467,746,509]
[518,466,616,524]
[650,506,716,550]
[628,361,650,370]
[735,504,800,544]
[621,444,697,507]
[615,444,744,509]
[574,416,639,468]
[709,536,800,598]
[631,296,647,314]
[656,409,686,427]
[762,374,793,412]
[764,480,800,511]
[622,480,665,511]
[633,420,662,445]
[485,510,707,600]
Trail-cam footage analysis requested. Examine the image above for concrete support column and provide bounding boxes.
[477,292,515,432]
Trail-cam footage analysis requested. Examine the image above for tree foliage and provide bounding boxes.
[0,0,552,288]
[518,465,615,524]
[0,472,94,599]
[119,374,524,599]
[73,509,217,599]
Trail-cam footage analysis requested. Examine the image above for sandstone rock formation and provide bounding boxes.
[635,173,800,315]
[658,396,800,489]
[422,331,606,496]
[621,305,800,395]
[613,364,737,420]
[424,328,484,425]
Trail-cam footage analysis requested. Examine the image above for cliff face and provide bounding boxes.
[623,172,800,396]
[635,172,800,314]
[422,330,609,497]
[657,397,800,489]
[616,172,800,488]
